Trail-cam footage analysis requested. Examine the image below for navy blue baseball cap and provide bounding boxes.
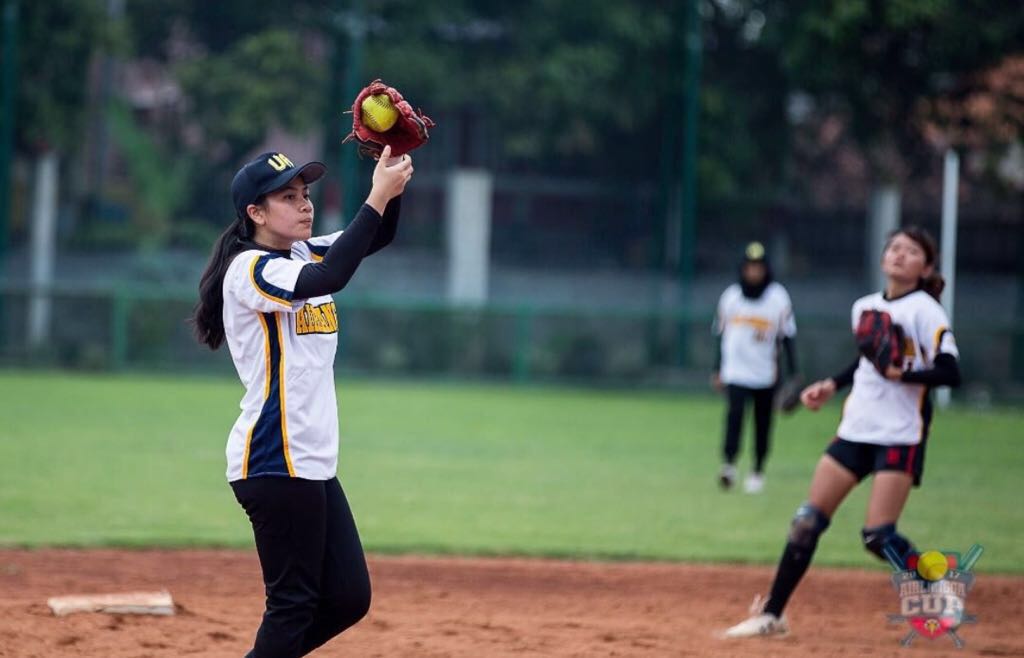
[231,151,327,220]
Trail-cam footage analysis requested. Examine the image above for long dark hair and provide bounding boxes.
[192,213,257,349]
[886,225,944,301]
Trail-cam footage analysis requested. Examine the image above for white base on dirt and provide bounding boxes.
[47,590,174,616]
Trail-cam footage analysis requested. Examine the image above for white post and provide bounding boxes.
[445,169,492,306]
[28,150,59,349]
[936,149,959,408]
[867,184,901,293]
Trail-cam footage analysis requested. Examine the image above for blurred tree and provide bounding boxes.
[176,30,325,166]
[107,1,1022,247]
[697,0,790,204]
[362,1,792,201]
[125,0,329,59]
[924,54,1024,183]
[776,0,1024,183]
[367,0,681,177]
[107,102,191,248]
[117,3,331,227]
[10,1,106,154]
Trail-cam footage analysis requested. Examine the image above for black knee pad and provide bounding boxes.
[862,523,914,566]
[787,503,830,549]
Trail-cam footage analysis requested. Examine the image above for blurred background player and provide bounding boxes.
[192,146,413,657]
[712,242,798,494]
[723,226,961,638]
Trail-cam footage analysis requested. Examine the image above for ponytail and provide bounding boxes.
[886,225,944,302]
[192,216,253,349]
[920,269,945,301]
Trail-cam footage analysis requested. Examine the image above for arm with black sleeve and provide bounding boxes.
[293,204,383,299]
[365,196,401,256]
[900,353,961,387]
[252,145,411,303]
[830,357,860,390]
[781,335,798,378]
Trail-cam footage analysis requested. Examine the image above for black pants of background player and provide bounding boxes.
[231,477,370,658]
[722,384,776,473]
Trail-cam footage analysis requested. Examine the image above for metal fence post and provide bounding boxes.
[111,291,130,370]
[512,307,534,384]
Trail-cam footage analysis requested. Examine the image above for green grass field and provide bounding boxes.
[1,370,1021,572]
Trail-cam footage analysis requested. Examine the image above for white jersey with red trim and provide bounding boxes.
[221,231,344,482]
[715,282,797,388]
[837,289,959,446]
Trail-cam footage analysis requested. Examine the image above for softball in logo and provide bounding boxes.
[887,544,983,648]
[916,550,949,581]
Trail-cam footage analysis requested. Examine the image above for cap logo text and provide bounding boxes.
[267,154,294,171]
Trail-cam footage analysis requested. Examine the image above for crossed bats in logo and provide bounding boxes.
[885,543,983,648]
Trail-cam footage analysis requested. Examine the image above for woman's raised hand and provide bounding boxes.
[366,145,414,214]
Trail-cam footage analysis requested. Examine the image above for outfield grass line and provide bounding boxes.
[1,370,1021,572]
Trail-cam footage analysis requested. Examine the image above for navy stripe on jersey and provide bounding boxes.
[246,312,292,477]
[252,254,294,305]
[305,241,329,262]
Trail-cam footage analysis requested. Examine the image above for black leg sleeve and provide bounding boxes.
[723,385,747,464]
[751,386,776,473]
[764,504,831,617]
[299,478,371,655]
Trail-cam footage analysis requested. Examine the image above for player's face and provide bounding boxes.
[742,262,766,285]
[252,178,314,246]
[882,233,931,283]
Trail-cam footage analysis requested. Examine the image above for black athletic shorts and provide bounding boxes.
[825,437,927,487]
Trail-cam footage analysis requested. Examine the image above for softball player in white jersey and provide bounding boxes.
[193,145,412,657]
[723,226,961,639]
[713,242,798,493]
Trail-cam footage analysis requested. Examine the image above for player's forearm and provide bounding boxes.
[365,195,401,256]
[364,188,391,215]
[781,336,798,376]
[293,204,381,298]
[830,357,860,390]
[899,353,961,387]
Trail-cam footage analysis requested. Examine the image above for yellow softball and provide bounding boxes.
[917,550,949,581]
[361,94,398,132]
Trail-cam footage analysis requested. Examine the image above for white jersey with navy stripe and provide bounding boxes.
[222,231,344,481]
[837,289,959,446]
[715,282,796,388]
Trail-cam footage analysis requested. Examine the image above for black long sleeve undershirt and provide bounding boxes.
[831,352,961,389]
[293,202,388,299]
[900,353,961,387]
[830,357,860,390]
[365,196,400,256]
[781,335,798,378]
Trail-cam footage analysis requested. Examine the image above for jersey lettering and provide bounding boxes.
[295,301,339,335]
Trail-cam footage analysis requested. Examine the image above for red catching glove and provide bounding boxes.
[343,79,435,158]
[855,309,906,375]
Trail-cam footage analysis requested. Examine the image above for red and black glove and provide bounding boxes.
[343,79,435,158]
[855,309,905,375]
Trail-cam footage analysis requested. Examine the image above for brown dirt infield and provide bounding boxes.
[1,549,1022,657]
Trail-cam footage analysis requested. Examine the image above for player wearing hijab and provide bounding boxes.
[722,226,961,638]
[713,242,798,494]
[192,146,412,657]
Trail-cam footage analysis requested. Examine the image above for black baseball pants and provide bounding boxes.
[231,476,371,658]
[722,384,776,473]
